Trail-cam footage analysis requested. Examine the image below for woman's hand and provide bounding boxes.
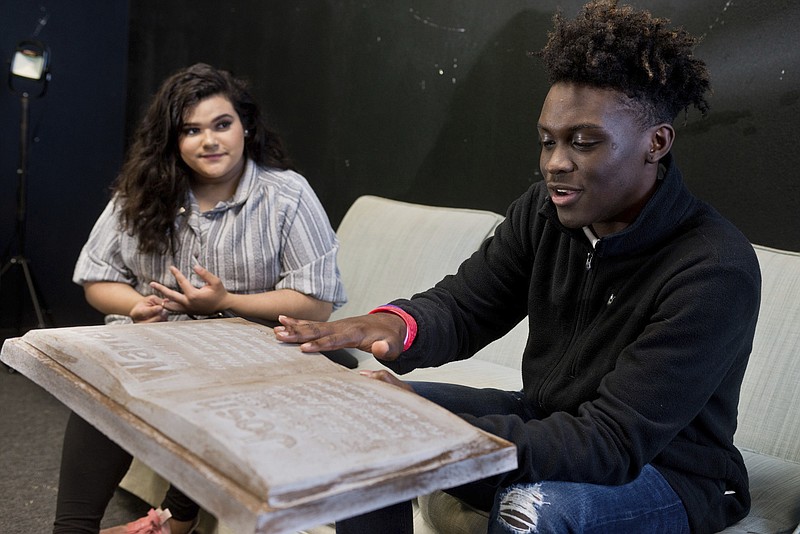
[129,295,169,323]
[274,313,407,361]
[150,265,230,315]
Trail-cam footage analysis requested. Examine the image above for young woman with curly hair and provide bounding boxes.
[56,63,346,534]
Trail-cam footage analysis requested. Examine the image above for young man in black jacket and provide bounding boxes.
[276,1,761,532]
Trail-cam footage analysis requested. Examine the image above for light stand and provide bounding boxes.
[1,40,52,335]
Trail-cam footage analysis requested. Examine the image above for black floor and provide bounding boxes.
[0,363,149,534]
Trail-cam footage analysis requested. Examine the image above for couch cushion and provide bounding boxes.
[332,195,504,321]
[720,450,800,533]
[735,245,800,464]
[358,354,522,391]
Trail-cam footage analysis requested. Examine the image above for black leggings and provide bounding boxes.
[53,412,199,533]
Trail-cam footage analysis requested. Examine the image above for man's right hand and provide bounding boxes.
[275,313,407,361]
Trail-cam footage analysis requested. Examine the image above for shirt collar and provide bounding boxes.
[583,226,600,249]
[183,158,256,215]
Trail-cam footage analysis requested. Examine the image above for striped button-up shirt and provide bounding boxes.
[74,160,346,323]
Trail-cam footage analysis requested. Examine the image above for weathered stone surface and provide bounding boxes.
[2,318,516,533]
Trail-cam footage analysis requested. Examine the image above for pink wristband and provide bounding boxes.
[369,304,418,352]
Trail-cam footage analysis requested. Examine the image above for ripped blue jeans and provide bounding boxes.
[416,382,690,534]
[487,465,689,533]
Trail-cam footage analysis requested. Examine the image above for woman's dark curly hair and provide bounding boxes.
[538,0,711,127]
[113,63,292,255]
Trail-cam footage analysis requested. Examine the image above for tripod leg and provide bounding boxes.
[18,257,47,329]
[0,258,13,276]
[0,259,19,372]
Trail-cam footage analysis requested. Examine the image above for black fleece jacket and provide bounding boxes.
[386,155,761,533]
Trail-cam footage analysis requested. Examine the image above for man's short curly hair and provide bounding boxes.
[538,0,711,126]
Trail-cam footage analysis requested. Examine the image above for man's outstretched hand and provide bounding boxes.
[274,313,407,361]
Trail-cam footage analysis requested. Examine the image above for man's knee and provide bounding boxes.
[493,483,551,533]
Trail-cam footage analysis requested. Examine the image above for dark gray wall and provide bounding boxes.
[0,1,129,335]
[126,0,800,251]
[2,1,799,337]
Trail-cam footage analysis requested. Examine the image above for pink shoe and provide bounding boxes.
[122,507,172,534]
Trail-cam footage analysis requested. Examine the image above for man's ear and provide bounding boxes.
[646,124,675,164]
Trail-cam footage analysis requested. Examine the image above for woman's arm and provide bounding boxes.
[150,265,333,322]
[84,281,168,323]
[226,289,333,322]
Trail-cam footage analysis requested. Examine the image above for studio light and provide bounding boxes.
[11,41,48,79]
[8,39,51,96]
[1,39,53,332]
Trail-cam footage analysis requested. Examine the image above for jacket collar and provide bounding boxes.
[540,153,698,258]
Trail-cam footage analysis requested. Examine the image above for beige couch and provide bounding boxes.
[122,195,800,533]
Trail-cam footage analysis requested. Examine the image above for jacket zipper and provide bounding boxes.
[537,249,597,409]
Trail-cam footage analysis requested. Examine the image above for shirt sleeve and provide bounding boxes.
[73,199,136,287]
[273,174,347,309]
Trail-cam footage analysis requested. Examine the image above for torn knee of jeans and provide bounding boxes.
[497,483,548,533]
